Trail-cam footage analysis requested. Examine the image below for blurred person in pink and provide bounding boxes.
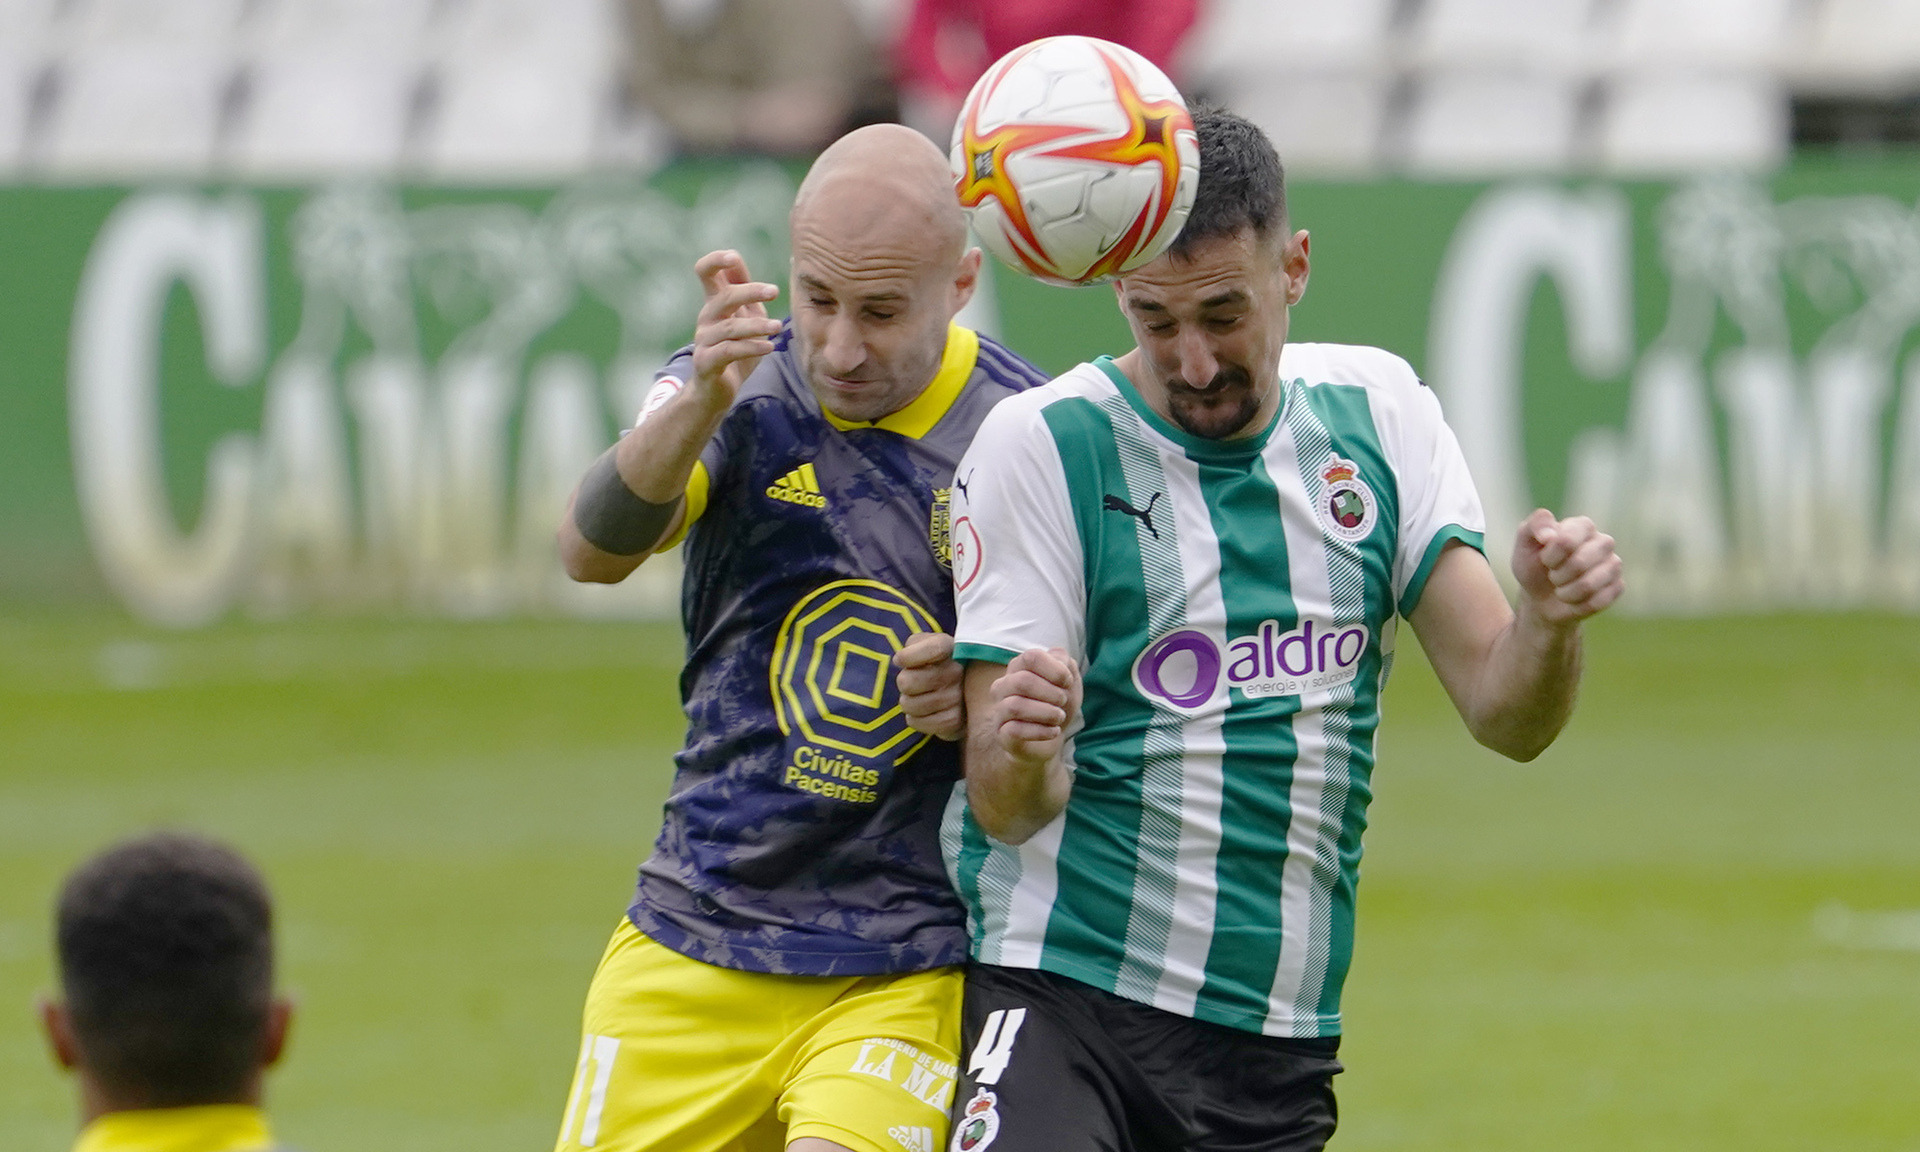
[894,0,1199,139]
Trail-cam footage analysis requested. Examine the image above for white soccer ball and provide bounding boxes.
[951,35,1200,288]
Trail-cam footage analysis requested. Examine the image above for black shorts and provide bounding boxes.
[948,964,1341,1152]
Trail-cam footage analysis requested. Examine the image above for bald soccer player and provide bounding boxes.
[552,125,1047,1152]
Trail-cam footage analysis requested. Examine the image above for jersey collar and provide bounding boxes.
[73,1105,274,1152]
[820,323,979,439]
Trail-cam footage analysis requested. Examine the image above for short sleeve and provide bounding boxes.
[952,396,1085,668]
[1390,378,1486,616]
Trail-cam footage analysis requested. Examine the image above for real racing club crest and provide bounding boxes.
[1315,452,1377,543]
[950,1087,1001,1152]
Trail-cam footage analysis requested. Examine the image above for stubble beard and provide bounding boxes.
[1166,367,1263,440]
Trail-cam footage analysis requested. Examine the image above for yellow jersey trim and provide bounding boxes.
[657,459,711,551]
[820,324,979,439]
[659,325,977,549]
[73,1105,273,1152]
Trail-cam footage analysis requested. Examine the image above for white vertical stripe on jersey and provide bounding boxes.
[1260,411,1344,1032]
[1142,441,1232,1017]
[992,802,1067,968]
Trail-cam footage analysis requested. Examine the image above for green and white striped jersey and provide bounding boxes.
[944,343,1485,1038]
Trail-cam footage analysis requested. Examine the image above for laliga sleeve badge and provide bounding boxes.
[633,375,683,428]
[951,1088,1001,1152]
[951,516,984,591]
[1316,452,1377,543]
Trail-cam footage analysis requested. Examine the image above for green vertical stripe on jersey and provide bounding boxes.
[1290,380,1398,1026]
[1193,448,1304,1029]
[1034,396,1160,989]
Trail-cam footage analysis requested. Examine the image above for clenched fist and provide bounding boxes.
[1511,510,1624,626]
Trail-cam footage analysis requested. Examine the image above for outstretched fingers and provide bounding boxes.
[690,250,782,388]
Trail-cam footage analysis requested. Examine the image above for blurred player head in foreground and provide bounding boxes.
[1113,106,1311,441]
[41,833,290,1149]
[788,122,982,423]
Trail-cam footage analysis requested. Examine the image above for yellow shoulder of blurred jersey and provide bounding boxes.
[73,1105,276,1152]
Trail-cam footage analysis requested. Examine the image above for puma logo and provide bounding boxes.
[955,469,976,502]
[1103,492,1162,539]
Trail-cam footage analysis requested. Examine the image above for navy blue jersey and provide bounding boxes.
[629,322,1047,976]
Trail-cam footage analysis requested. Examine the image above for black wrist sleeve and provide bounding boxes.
[572,450,684,556]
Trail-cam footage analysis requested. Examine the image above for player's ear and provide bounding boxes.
[261,996,294,1069]
[39,997,80,1071]
[1284,230,1310,306]
[951,247,983,316]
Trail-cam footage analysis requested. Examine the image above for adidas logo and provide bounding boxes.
[767,462,828,508]
[889,1125,935,1152]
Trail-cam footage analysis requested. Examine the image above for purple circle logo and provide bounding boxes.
[1131,629,1221,711]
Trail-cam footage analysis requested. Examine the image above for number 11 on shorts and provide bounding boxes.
[559,1034,621,1147]
[966,1008,1025,1086]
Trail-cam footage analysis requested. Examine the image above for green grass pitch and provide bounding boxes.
[2,609,1917,1149]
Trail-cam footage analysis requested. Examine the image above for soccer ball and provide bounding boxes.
[951,36,1200,287]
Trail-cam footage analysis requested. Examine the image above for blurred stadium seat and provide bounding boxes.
[1593,0,1792,172]
[251,0,442,55]
[426,56,609,180]
[444,0,617,65]
[1598,72,1790,172]
[0,47,35,172]
[1409,0,1596,71]
[73,0,249,50]
[1603,0,1793,71]
[1404,72,1585,173]
[1400,0,1595,173]
[232,50,422,177]
[0,0,57,170]
[44,46,234,175]
[1185,0,1393,172]
[0,0,63,47]
[1795,0,1920,94]
[424,0,621,179]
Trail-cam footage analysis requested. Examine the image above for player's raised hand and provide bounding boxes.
[690,250,783,401]
[1511,509,1625,626]
[895,632,965,742]
[989,648,1082,766]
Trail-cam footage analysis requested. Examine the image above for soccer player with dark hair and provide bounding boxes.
[40,833,293,1152]
[552,121,1047,1152]
[900,105,1625,1149]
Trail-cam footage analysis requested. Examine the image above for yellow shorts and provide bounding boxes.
[553,919,962,1152]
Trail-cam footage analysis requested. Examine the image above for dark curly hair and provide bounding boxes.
[1168,104,1288,257]
[57,833,275,1106]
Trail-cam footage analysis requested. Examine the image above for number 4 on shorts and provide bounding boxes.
[966,1008,1026,1086]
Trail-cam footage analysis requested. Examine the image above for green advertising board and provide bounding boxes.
[2,158,1918,624]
